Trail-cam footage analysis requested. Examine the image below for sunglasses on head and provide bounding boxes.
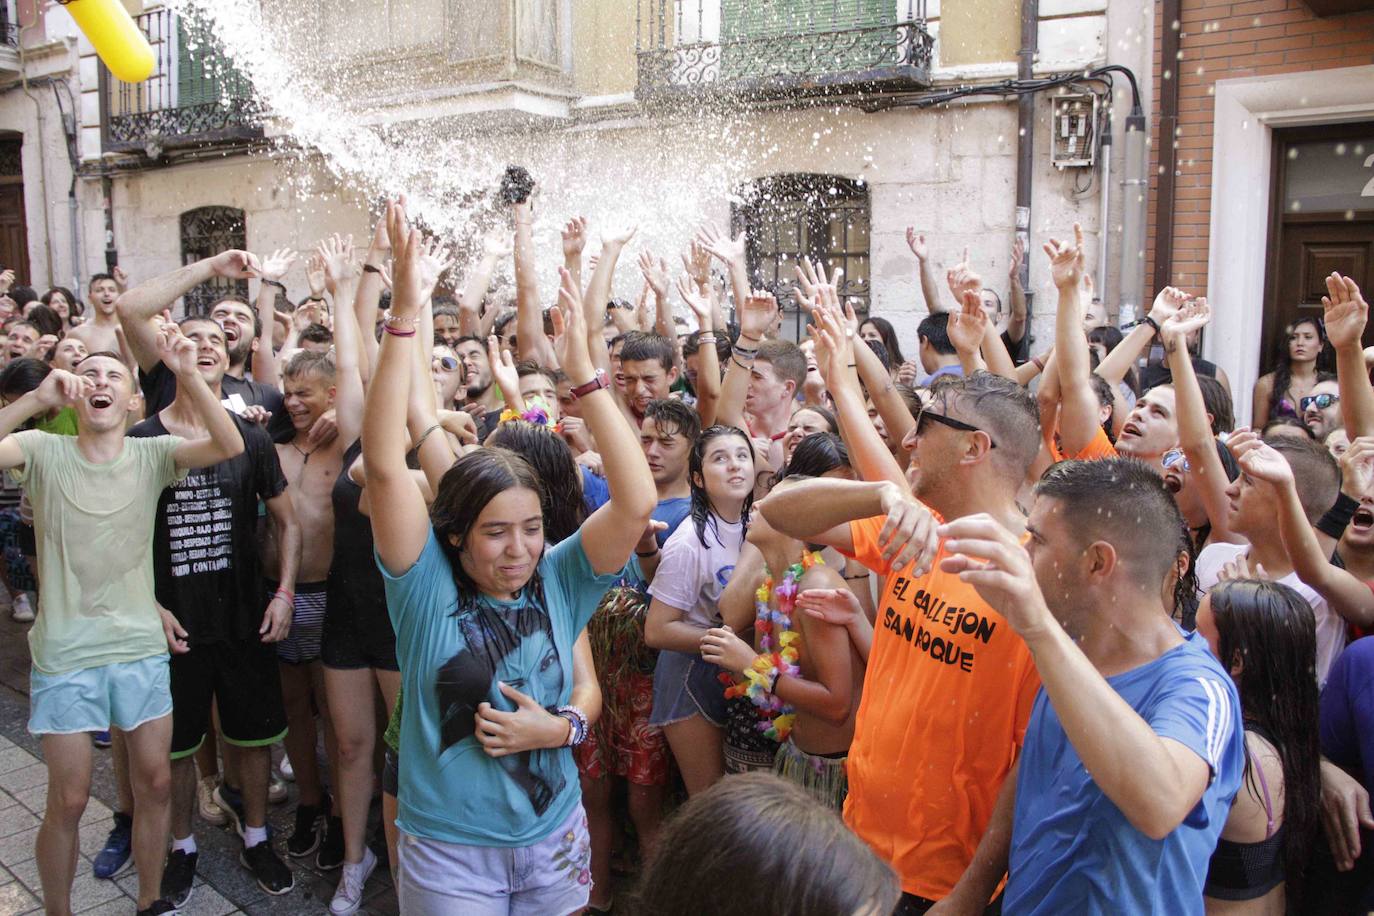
[1162,448,1190,473]
[915,403,997,448]
[1300,393,1339,412]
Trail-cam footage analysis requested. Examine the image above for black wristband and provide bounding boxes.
[261,279,285,290]
[635,548,658,558]
[1317,491,1360,540]
[362,264,382,275]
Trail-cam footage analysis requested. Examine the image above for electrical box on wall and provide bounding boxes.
[1052,92,1098,168]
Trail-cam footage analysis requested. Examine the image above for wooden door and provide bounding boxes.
[1261,123,1374,375]
[0,183,29,288]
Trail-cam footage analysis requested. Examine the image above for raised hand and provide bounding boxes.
[0,268,13,295]
[1042,223,1085,291]
[35,367,92,409]
[1149,285,1189,326]
[676,275,712,330]
[416,237,455,301]
[1226,429,1294,488]
[905,227,929,261]
[601,222,639,249]
[112,265,130,291]
[210,249,262,280]
[795,257,842,314]
[1008,236,1025,282]
[487,335,521,403]
[738,289,778,343]
[681,239,712,288]
[1339,436,1374,499]
[1322,272,1368,350]
[946,262,982,306]
[553,267,593,382]
[156,321,200,377]
[306,254,327,299]
[316,233,357,291]
[385,198,423,317]
[810,301,855,386]
[1160,296,1210,350]
[637,250,670,299]
[695,224,746,265]
[948,291,990,356]
[258,248,298,283]
[559,217,587,260]
[938,514,1054,636]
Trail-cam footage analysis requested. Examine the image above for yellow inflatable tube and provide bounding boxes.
[61,0,156,83]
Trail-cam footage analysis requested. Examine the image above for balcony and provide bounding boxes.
[0,8,18,80]
[100,8,263,157]
[635,0,933,103]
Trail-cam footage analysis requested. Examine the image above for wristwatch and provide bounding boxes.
[569,369,609,400]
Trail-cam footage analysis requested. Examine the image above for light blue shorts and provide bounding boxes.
[396,803,591,916]
[28,654,172,736]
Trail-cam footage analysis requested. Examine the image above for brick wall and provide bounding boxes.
[1145,0,1374,293]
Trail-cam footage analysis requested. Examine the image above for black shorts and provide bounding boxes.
[169,637,288,759]
[321,582,398,672]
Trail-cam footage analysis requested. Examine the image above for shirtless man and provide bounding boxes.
[66,273,122,356]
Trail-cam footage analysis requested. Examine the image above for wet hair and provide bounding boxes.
[1267,317,1333,422]
[620,331,675,372]
[430,447,548,605]
[23,305,62,339]
[210,296,263,338]
[917,312,956,355]
[283,349,336,383]
[634,772,900,916]
[859,316,905,366]
[432,305,460,326]
[41,287,82,320]
[493,310,517,339]
[1208,579,1321,905]
[1196,376,1234,435]
[0,357,52,400]
[1035,457,1186,591]
[9,286,36,309]
[299,323,333,346]
[864,338,891,372]
[944,371,1041,481]
[791,403,837,435]
[1261,415,1315,441]
[1088,325,1139,396]
[643,398,702,444]
[454,334,485,352]
[689,425,754,549]
[779,432,849,481]
[1263,436,1340,524]
[515,359,555,388]
[88,273,116,292]
[755,339,806,390]
[682,329,731,367]
[486,422,585,545]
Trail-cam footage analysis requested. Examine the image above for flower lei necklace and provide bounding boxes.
[721,550,822,742]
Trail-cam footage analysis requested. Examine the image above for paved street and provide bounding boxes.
[0,602,399,915]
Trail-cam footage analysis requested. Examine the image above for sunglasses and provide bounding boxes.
[1300,393,1339,412]
[1162,448,1190,473]
[915,404,997,448]
[433,356,460,372]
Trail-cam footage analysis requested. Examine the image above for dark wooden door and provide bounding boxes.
[1264,216,1374,370]
[0,182,29,287]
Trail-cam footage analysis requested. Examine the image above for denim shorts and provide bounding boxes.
[396,803,591,916]
[649,650,727,728]
[29,654,171,736]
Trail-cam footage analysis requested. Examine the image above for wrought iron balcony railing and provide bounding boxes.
[101,8,263,156]
[1,10,17,48]
[635,1,933,102]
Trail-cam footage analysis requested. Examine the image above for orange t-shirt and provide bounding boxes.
[1050,424,1119,462]
[841,515,1041,900]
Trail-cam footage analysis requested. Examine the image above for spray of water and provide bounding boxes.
[168,0,766,299]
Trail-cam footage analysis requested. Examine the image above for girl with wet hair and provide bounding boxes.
[634,772,900,916]
[362,201,655,914]
[1196,579,1321,913]
[645,424,755,794]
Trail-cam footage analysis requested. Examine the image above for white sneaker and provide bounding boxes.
[197,776,228,826]
[268,775,288,805]
[328,846,376,915]
[276,754,294,782]
[11,593,34,623]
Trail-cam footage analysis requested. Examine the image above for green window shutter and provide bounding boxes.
[176,17,250,110]
[720,0,893,82]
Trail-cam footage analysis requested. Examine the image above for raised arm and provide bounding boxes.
[714,290,774,434]
[460,228,511,339]
[512,200,557,369]
[582,224,637,374]
[948,291,990,376]
[678,275,720,426]
[554,268,656,574]
[252,248,296,388]
[1049,225,1100,457]
[941,516,1215,841]
[364,201,434,575]
[1162,299,1239,543]
[317,234,365,448]
[1095,288,1183,386]
[157,324,245,468]
[1005,237,1028,347]
[1323,273,1374,439]
[696,224,751,326]
[905,228,943,313]
[0,371,90,470]
[116,251,261,373]
[559,217,586,295]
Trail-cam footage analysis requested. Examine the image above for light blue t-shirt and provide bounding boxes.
[1004,632,1244,915]
[380,527,620,846]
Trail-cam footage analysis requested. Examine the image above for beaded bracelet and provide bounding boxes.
[555,705,589,747]
[382,310,418,326]
[383,325,416,338]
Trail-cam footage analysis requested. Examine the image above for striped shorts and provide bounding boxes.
[272,580,327,665]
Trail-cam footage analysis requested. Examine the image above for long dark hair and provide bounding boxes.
[1268,317,1332,422]
[779,431,848,482]
[1088,325,1139,396]
[486,421,585,545]
[634,772,899,916]
[41,286,82,322]
[860,316,905,367]
[430,447,547,613]
[1209,579,1321,901]
[689,425,754,548]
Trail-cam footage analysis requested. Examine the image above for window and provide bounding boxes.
[732,174,870,341]
[180,207,247,316]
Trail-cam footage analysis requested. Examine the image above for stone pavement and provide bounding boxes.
[0,603,399,915]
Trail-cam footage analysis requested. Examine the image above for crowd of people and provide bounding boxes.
[1,184,1373,916]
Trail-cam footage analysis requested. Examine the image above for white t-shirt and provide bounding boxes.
[647,515,743,628]
[1195,541,1346,685]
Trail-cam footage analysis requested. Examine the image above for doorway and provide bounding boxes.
[1260,123,1374,376]
[0,136,29,287]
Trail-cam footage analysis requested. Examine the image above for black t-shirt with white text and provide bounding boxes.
[140,362,293,444]
[129,412,287,644]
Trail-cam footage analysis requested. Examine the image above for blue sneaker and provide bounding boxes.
[93,812,133,879]
[91,731,112,749]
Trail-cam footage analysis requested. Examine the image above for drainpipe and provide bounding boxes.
[1014,0,1038,325]
[1150,0,1181,294]
[1096,108,1112,296]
